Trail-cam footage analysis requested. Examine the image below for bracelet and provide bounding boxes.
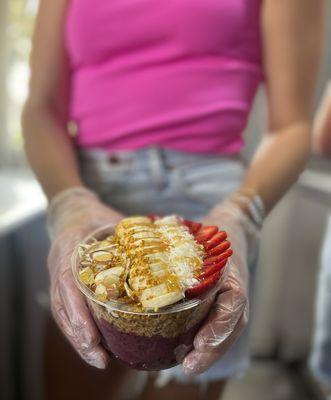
[230,189,266,228]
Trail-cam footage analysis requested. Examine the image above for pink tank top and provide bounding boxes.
[66,0,263,154]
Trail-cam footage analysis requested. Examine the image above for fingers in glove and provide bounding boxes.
[182,312,247,376]
[51,285,75,339]
[194,275,248,352]
[52,287,109,369]
[57,270,110,368]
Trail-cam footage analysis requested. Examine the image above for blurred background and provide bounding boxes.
[0,1,331,400]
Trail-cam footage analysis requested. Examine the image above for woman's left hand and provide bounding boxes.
[182,201,260,376]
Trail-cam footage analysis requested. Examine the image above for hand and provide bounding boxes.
[47,187,123,368]
[182,201,260,375]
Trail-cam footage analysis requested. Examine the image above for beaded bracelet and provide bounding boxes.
[230,189,266,228]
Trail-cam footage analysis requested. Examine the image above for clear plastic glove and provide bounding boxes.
[47,187,123,368]
[182,201,260,376]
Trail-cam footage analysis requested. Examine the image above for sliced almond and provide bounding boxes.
[106,284,120,299]
[92,251,113,262]
[109,266,124,276]
[95,268,123,286]
[124,282,136,300]
[95,284,108,301]
[79,267,94,286]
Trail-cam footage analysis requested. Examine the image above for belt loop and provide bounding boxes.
[149,147,167,190]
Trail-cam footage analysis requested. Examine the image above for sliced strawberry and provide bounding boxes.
[147,214,162,221]
[182,219,202,235]
[206,240,231,257]
[195,226,218,244]
[198,259,228,280]
[185,270,221,299]
[204,231,227,251]
[203,249,233,266]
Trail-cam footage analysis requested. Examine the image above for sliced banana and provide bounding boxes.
[131,231,158,239]
[140,283,169,301]
[141,291,184,309]
[129,276,148,291]
[151,269,167,279]
[79,215,204,308]
[149,262,168,273]
[154,215,179,226]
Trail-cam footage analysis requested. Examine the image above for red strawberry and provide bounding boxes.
[204,231,227,251]
[195,226,218,244]
[148,214,163,221]
[182,219,202,235]
[185,270,221,299]
[198,259,228,280]
[203,249,233,266]
[206,240,231,257]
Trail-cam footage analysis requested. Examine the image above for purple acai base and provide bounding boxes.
[92,313,206,371]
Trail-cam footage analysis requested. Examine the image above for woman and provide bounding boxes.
[22,0,323,399]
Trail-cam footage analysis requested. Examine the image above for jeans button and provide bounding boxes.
[108,155,120,164]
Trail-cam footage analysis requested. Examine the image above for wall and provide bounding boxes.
[243,1,331,357]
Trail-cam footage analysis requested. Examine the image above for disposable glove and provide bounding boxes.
[47,187,123,368]
[182,200,260,375]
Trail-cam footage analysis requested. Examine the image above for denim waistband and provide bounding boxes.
[78,146,245,168]
[78,147,246,190]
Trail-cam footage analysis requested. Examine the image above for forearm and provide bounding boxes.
[313,81,331,157]
[239,121,312,213]
[22,101,83,201]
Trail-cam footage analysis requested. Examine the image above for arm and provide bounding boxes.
[22,0,83,200]
[241,0,324,213]
[313,81,331,157]
[183,0,323,376]
[22,0,123,369]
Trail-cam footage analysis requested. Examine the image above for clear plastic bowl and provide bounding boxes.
[71,224,225,371]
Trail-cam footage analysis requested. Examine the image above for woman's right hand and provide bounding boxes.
[47,187,123,368]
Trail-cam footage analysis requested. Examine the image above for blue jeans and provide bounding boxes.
[78,147,255,382]
[310,215,331,391]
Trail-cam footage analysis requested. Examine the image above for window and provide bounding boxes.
[3,0,38,165]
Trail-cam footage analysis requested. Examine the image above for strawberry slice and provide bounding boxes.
[185,270,221,299]
[203,249,233,266]
[206,240,231,257]
[182,219,202,235]
[204,231,227,251]
[195,226,218,244]
[198,259,228,280]
[147,214,163,221]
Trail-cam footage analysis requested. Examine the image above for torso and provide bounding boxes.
[66,0,263,154]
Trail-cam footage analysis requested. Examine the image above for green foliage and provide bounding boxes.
[6,0,37,161]
[8,0,36,62]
